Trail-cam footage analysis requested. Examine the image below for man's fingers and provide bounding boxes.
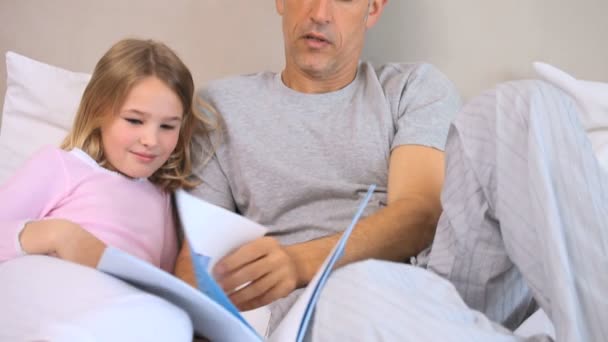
[218,258,269,292]
[213,237,277,277]
[229,270,282,307]
[231,254,298,310]
[209,236,299,311]
[238,281,294,312]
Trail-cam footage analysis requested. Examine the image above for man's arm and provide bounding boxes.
[290,144,444,284]
[174,243,198,288]
[214,144,445,310]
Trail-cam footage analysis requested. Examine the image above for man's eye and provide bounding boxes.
[125,118,143,125]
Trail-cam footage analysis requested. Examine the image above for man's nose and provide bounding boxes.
[310,0,333,24]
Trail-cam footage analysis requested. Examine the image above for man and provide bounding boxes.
[189,0,459,331]
[186,0,607,340]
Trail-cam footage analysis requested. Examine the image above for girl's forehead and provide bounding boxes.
[120,77,184,119]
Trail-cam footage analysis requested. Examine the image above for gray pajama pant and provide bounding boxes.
[310,80,607,341]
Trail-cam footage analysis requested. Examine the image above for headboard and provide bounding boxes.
[1,0,607,117]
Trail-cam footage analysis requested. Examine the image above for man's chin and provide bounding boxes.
[298,62,333,79]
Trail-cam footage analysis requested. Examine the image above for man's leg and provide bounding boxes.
[428,80,608,341]
[311,260,525,341]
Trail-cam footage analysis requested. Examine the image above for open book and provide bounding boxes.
[97,184,376,341]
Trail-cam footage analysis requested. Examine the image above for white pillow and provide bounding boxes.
[533,62,608,171]
[0,52,91,184]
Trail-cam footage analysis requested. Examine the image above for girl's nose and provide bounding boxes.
[139,128,158,147]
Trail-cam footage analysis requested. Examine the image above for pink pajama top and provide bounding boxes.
[0,146,177,271]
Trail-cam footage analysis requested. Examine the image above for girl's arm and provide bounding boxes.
[1,147,104,266]
[19,218,106,267]
[0,147,65,261]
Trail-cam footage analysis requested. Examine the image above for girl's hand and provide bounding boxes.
[19,219,107,268]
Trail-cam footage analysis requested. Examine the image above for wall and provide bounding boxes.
[0,0,285,112]
[2,0,607,109]
[363,0,608,98]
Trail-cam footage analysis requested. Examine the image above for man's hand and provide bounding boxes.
[213,237,300,311]
[20,219,106,268]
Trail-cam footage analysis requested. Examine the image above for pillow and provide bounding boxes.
[0,52,91,184]
[533,61,608,172]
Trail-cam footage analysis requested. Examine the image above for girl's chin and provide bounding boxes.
[116,168,154,180]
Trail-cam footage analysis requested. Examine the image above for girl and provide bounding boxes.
[0,39,215,341]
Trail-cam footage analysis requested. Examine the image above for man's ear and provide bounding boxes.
[366,0,388,29]
[276,0,284,16]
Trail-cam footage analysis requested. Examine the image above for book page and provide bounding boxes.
[99,190,271,341]
[175,189,268,272]
[270,185,376,342]
[98,247,262,341]
[175,189,268,334]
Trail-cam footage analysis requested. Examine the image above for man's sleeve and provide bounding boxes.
[191,90,237,212]
[191,151,236,212]
[391,63,462,151]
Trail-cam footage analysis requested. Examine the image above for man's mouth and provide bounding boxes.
[301,32,332,50]
[303,33,331,45]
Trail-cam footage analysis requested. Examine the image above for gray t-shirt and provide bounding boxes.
[193,62,461,330]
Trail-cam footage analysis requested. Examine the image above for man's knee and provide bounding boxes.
[323,259,458,301]
[326,259,411,289]
[453,79,576,136]
[496,79,573,107]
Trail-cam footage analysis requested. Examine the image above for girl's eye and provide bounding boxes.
[125,118,143,125]
[160,124,177,130]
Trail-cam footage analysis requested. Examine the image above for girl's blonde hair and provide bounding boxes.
[61,38,216,192]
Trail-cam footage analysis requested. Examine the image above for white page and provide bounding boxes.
[175,189,270,335]
[242,307,272,338]
[98,247,262,341]
[175,189,268,272]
